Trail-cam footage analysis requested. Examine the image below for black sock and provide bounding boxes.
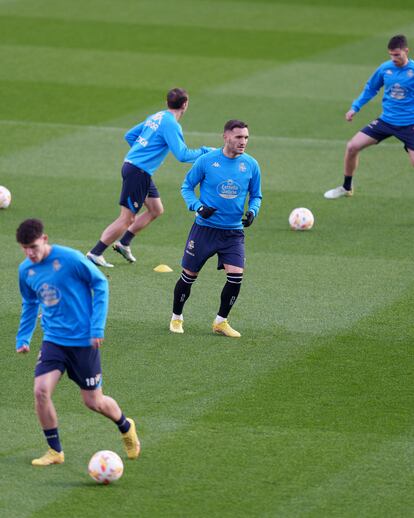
[120,231,135,247]
[218,273,243,318]
[43,427,62,452]
[115,414,130,434]
[343,175,353,191]
[173,271,197,315]
[90,240,108,256]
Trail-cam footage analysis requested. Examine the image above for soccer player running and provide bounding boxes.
[16,219,140,466]
[87,87,213,267]
[324,34,414,199]
[170,120,262,338]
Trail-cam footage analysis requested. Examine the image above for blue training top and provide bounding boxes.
[181,148,262,230]
[351,59,414,126]
[124,110,211,175]
[16,245,109,349]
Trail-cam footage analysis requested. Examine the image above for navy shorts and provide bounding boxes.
[361,118,414,151]
[35,341,102,391]
[181,223,245,272]
[119,162,160,214]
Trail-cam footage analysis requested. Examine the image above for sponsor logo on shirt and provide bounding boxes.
[217,179,241,199]
[37,283,61,307]
[390,83,406,100]
[28,269,36,276]
[137,135,148,147]
[386,69,393,75]
[212,162,220,168]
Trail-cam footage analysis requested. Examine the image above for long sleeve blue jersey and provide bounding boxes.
[351,59,414,125]
[124,110,211,175]
[181,148,262,230]
[16,245,109,349]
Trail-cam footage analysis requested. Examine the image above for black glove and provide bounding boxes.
[242,211,255,227]
[197,205,217,219]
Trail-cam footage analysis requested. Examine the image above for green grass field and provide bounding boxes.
[1,0,414,516]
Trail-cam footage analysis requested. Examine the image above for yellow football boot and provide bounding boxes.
[169,319,184,334]
[122,418,141,459]
[32,448,64,466]
[212,319,241,338]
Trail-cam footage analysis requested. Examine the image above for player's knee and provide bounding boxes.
[34,385,51,404]
[126,213,135,226]
[83,394,102,412]
[119,210,135,226]
[149,204,164,219]
[346,140,360,156]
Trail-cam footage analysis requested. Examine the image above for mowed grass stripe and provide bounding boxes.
[0,45,271,90]
[0,15,358,60]
[0,83,382,138]
[0,118,409,150]
[0,0,412,35]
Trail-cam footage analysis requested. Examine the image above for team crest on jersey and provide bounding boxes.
[217,179,241,199]
[239,162,246,173]
[37,283,61,307]
[53,260,62,271]
[408,70,414,77]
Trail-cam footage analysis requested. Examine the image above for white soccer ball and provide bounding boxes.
[289,207,314,231]
[0,186,11,209]
[88,450,124,484]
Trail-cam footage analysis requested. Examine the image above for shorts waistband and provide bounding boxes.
[123,161,148,175]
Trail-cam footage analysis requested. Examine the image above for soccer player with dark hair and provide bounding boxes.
[169,120,262,338]
[324,34,414,199]
[87,88,213,267]
[16,219,140,466]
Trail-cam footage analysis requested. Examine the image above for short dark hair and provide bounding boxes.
[16,218,44,244]
[388,34,408,50]
[224,120,248,132]
[167,88,188,109]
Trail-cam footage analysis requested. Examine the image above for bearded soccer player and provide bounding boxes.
[169,120,262,338]
[16,219,140,466]
[87,88,213,267]
[325,34,414,199]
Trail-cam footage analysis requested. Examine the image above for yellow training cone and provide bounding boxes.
[153,264,173,273]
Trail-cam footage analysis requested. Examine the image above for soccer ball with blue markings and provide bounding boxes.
[289,207,314,231]
[0,186,11,209]
[88,450,124,484]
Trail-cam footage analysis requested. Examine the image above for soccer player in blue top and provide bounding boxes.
[16,219,140,466]
[87,88,212,267]
[325,34,414,199]
[169,120,262,338]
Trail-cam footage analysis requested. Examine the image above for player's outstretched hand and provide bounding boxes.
[242,211,255,227]
[197,206,217,219]
[345,110,356,122]
[17,345,30,353]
